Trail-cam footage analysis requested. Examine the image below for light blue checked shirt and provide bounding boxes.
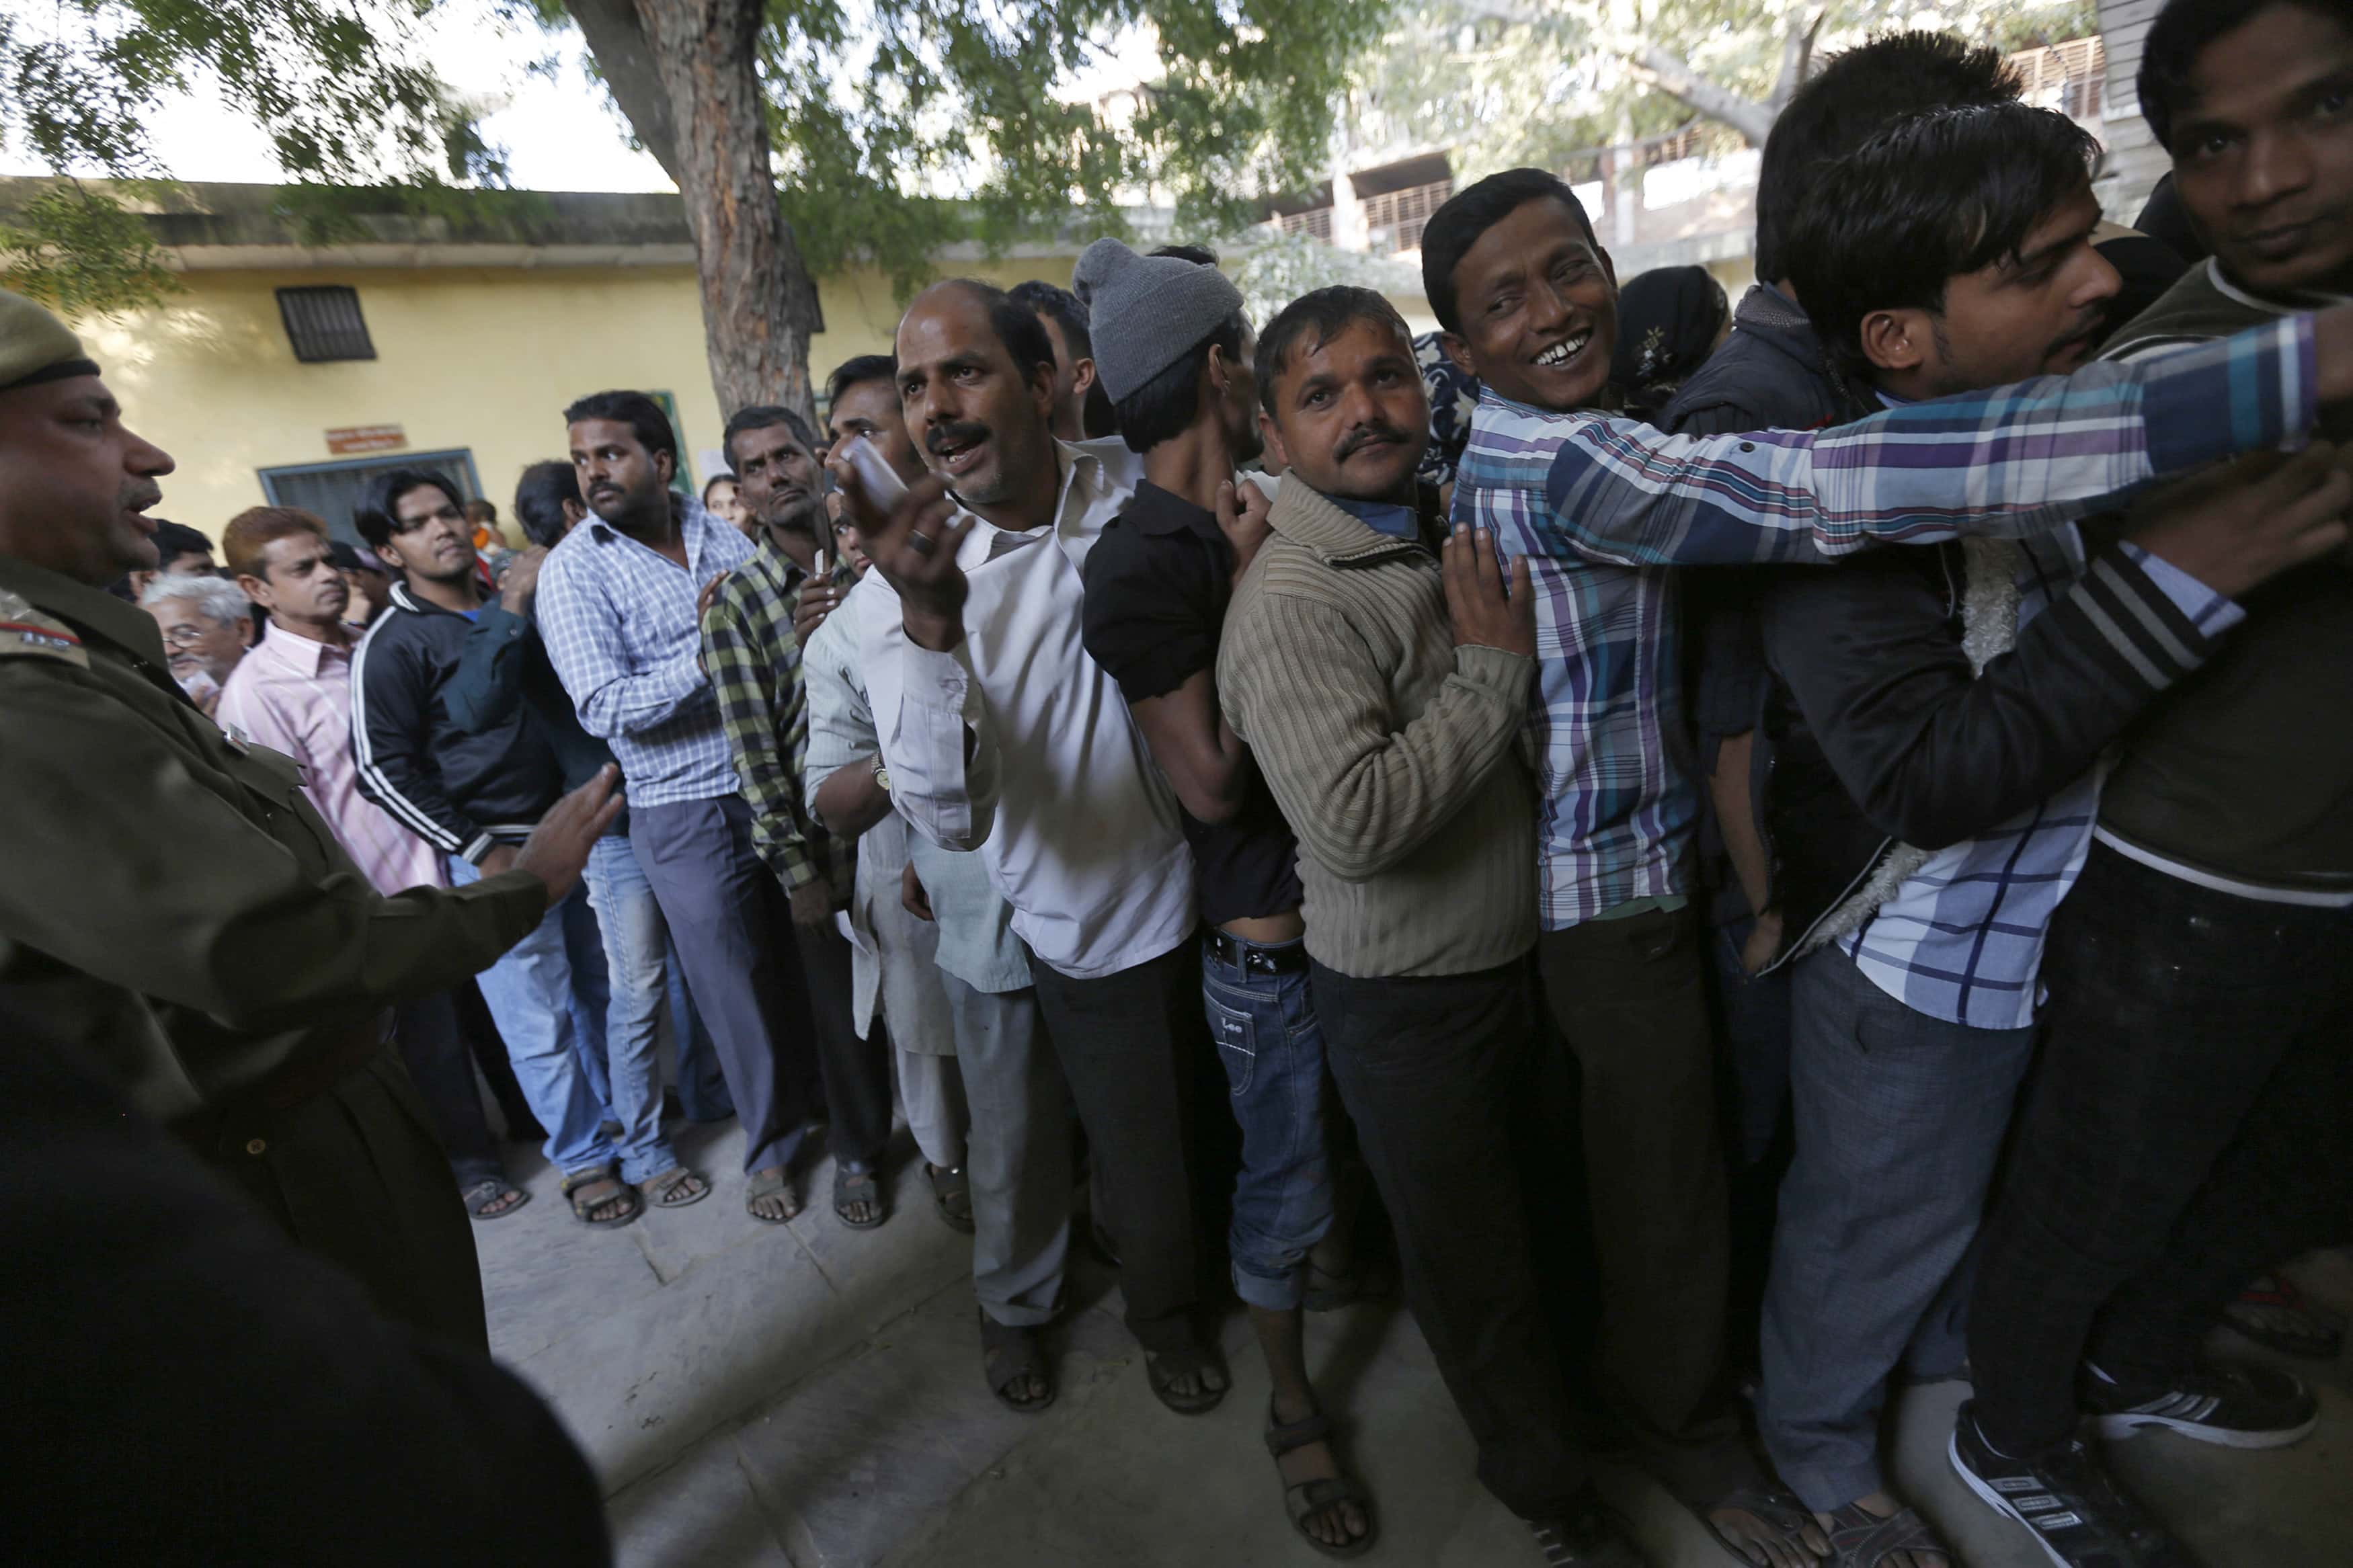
[1837,534,2242,1029]
[536,496,752,809]
[1453,313,2317,928]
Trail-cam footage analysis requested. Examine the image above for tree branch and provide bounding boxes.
[1770,6,1831,110]
[561,0,681,179]
[1620,42,1778,145]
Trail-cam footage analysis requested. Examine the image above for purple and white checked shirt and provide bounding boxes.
[1453,313,2317,929]
[536,497,752,809]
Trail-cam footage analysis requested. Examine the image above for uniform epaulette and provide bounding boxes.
[0,587,89,668]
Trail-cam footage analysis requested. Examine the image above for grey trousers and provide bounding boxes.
[898,1049,969,1171]
[629,795,820,1175]
[1759,946,2037,1510]
[943,972,1071,1327]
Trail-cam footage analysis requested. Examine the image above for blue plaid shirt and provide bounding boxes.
[1837,536,2241,1028]
[1453,313,2317,927]
[536,497,752,808]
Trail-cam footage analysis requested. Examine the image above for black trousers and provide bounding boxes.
[791,919,894,1169]
[392,989,504,1193]
[1969,843,2353,1455]
[1311,956,1591,1522]
[1029,940,1205,1354]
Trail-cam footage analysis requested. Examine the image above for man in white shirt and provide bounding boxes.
[834,279,1227,1411]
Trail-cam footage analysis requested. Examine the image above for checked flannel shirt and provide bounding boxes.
[700,533,857,900]
[1451,311,2319,930]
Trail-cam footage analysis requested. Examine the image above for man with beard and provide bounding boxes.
[539,390,822,1226]
[1074,239,1374,1557]
[354,468,657,1227]
[1749,101,2346,1568]
[0,286,616,1347]
[1954,3,2353,1560]
[139,570,250,714]
[832,278,1230,1415]
[701,404,894,1229]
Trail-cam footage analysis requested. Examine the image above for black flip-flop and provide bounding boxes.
[834,1163,888,1229]
[928,1163,974,1233]
[979,1309,1055,1413]
[463,1178,530,1221]
[1145,1339,1230,1415]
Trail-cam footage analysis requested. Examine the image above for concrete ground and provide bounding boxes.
[478,1119,2353,1568]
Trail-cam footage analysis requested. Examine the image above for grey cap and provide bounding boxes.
[1069,237,1244,404]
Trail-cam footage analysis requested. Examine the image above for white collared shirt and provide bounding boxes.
[854,437,1197,980]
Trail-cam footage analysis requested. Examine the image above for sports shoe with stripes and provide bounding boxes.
[2082,1360,2319,1448]
[1948,1400,2196,1568]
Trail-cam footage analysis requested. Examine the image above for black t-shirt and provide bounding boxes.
[1081,479,1304,925]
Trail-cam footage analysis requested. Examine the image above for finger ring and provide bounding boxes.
[908,530,937,556]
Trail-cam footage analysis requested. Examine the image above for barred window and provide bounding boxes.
[276,286,376,363]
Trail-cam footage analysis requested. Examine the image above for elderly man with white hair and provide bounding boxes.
[139,569,251,714]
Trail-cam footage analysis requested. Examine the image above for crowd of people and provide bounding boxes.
[1,2,2347,1565]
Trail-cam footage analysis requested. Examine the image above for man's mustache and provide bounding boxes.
[1337,423,1408,460]
[926,421,991,456]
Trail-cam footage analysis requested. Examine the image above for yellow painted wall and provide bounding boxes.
[83,255,1082,543]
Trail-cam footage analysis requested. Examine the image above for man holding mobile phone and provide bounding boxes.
[701,403,895,1231]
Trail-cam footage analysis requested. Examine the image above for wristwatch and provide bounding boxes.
[871,753,891,793]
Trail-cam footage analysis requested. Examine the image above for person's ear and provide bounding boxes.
[1258,409,1291,473]
[235,616,255,648]
[1860,309,1930,376]
[1073,356,1098,397]
[1597,244,1620,292]
[236,572,274,614]
[1441,331,1476,378]
[655,448,675,486]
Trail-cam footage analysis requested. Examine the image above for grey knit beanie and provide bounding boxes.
[1069,237,1244,404]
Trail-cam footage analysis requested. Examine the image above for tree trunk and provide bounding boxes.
[566,0,824,429]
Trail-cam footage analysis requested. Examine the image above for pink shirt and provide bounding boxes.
[216,624,447,896]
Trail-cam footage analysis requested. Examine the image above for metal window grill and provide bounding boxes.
[275,286,377,363]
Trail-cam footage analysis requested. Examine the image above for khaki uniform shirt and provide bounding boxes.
[0,556,547,1125]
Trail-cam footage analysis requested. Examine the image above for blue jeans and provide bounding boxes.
[579,833,704,1182]
[1201,934,1335,1311]
[448,856,614,1178]
[1760,944,2036,1510]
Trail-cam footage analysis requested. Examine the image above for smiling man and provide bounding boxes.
[1426,159,2353,1565]
[701,403,895,1230]
[0,286,617,1347]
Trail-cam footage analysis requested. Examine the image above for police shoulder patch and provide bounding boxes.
[0,588,91,668]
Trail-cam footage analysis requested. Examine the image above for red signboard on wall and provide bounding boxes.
[325,424,407,455]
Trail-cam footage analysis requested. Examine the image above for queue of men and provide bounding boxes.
[0,3,2347,1564]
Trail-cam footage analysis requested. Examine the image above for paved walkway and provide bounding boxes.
[475,1120,2353,1567]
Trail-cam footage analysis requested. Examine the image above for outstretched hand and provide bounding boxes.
[512,764,625,908]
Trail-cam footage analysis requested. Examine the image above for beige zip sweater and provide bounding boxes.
[1218,479,1538,979]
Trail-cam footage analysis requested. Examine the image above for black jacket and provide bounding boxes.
[1755,536,2234,958]
[352,581,564,865]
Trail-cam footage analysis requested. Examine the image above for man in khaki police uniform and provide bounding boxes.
[0,289,620,1349]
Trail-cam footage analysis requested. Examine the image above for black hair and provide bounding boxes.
[1420,169,1597,333]
[562,390,680,470]
[721,404,817,470]
[826,353,897,413]
[1113,313,1250,454]
[1150,243,1221,266]
[355,468,467,552]
[1784,102,2104,384]
[514,460,582,548]
[1254,287,1415,415]
[151,519,212,567]
[2140,0,2352,151]
[1007,279,1092,361]
[1755,32,2022,282]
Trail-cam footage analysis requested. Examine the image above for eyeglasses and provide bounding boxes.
[159,622,221,647]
